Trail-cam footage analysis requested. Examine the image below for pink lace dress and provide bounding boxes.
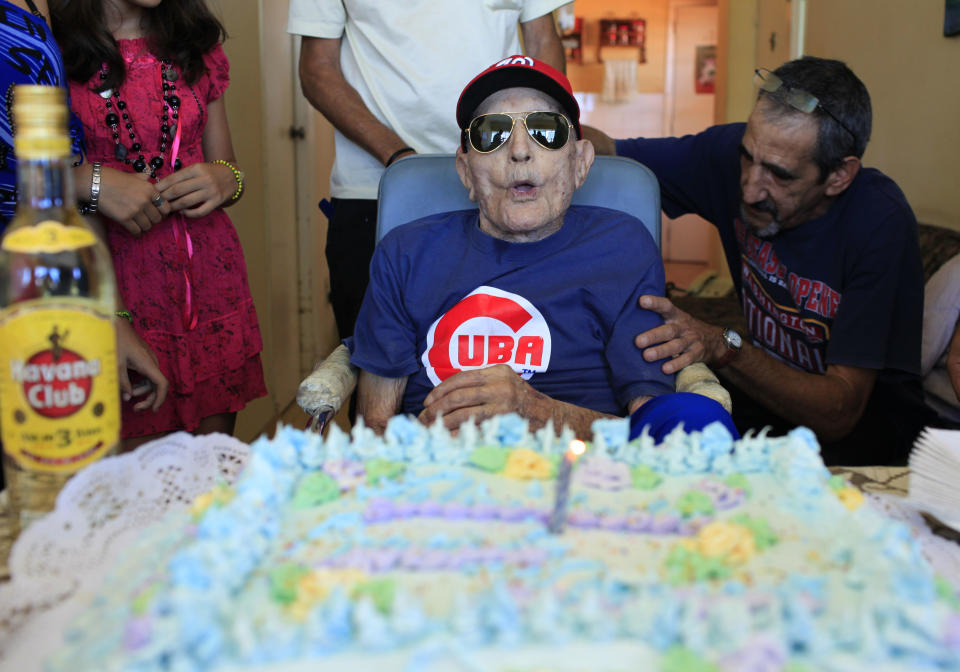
[68,40,266,437]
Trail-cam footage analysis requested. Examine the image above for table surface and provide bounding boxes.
[0,465,918,583]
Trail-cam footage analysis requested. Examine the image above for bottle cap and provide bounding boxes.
[13,85,72,159]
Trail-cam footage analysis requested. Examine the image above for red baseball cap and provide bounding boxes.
[456,55,582,139]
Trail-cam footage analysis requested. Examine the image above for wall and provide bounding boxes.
[720,0,790,122]
[805,0,960,231]
[567,0,670,93]
[754,0,791,71]
[715,0,758,124]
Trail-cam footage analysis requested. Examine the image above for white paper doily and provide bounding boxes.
[0,431,250,661]
[866,492,960,588]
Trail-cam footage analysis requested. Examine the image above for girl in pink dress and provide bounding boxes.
[51,0,266,447]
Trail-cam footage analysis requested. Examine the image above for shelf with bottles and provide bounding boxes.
[597,18,646,63]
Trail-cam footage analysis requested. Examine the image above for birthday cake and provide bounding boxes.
[47,415,960,672]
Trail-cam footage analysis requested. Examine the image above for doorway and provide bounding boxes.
[662,0,719,290]
[563,1,721,290]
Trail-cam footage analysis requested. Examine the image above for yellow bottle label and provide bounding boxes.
[0,307,119,473]
[1,220,98,254]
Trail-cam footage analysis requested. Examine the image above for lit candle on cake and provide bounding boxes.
[548,439,586,534]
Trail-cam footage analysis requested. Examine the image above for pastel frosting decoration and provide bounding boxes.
[44,415,960,672]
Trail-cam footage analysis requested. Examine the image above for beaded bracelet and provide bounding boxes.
[212,159,244,201]
[115,310,133,323]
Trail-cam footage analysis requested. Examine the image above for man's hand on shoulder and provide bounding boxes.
[632,295,879,440]
[419,365,546,430]
[634,295,727,374]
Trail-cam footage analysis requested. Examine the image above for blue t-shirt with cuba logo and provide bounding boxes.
[349,205,675,417]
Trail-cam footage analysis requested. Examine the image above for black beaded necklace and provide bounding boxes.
[98,58,183,179]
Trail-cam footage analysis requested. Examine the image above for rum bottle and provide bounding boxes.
[0,85,120,535]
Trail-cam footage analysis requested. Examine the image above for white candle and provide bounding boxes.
[548,439,586,534]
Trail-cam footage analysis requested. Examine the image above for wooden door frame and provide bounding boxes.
[290,40,340,380]
[790,0,807,59]
[257,0,301,414]
[663,0,719,137]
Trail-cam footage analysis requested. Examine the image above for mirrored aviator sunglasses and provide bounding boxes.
[467,111,573,153]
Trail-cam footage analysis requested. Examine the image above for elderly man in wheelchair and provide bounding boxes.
[312,56,735,441]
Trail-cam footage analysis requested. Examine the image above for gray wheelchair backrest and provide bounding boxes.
[376,154,661,248]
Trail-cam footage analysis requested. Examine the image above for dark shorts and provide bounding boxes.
[326,198,378,340]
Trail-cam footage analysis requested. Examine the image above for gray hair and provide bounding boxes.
[760,57,872,181]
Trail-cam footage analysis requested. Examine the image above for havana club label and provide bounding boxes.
[0,306,119,473]
[1,220,98,254]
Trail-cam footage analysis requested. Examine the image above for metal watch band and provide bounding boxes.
[714,328,742,369]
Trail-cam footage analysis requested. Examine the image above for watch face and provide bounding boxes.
[726,329,742,349]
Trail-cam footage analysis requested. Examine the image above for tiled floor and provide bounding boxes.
[262,398,312,436]
[576,91,665,138]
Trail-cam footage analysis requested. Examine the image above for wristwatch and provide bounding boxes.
[714,328,742,369]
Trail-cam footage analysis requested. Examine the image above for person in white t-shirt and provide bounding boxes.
[287,0,568,339]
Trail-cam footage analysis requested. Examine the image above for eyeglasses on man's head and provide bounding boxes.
[753,68,858,149]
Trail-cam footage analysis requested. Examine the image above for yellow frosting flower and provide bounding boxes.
[289,568,368,620]
[188,484,234,519]
[504,448,553,480]
[695,521,756,565]
[189,491,215,517]
[836,486,865,511]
